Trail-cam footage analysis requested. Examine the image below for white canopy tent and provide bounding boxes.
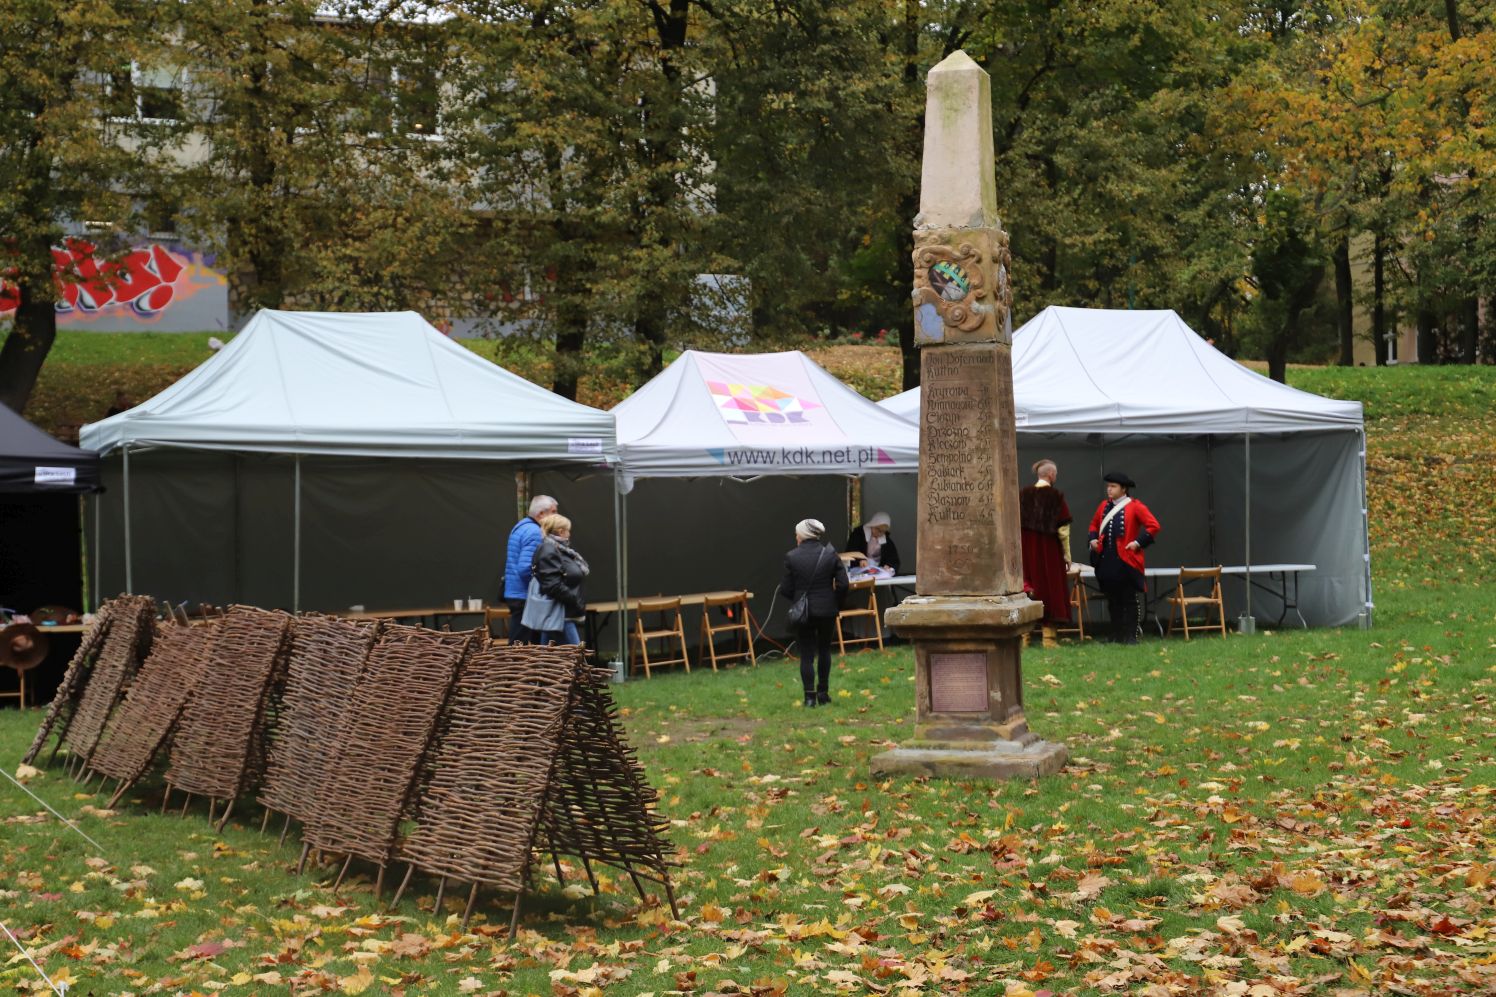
[613,349,920,487]
[80,310,618,612]
[530,350,921,651]
[873,306,1371,627]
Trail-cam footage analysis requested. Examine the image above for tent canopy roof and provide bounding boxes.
[80,310,616,463]
[0,402,100,493]
[880,306,1363,434]
[612,349,919,481]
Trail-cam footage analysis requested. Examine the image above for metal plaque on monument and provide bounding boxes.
[871,50,1067,780]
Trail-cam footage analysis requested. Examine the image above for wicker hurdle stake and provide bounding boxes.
[373,864,386,902]
[260,807,272,834]
[433,876,446,914]
[579,853,599,894]
[551,851,565,885]
[215,799,235,832]
[160,786,171,814]
[461,882,480,928]
[662,872,681,921]
[389,864,416,909]
[624,864,649,905]
[333,855,353,891]
[296,842,311,874]
[207,799,217,824]
[180,792,192,817]
[507,890,526,939]
[278,814,293,848]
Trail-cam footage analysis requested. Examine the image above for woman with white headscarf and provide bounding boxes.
[843,511,901,574]
[781,518,849,708]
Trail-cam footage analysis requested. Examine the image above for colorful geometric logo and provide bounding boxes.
[706,381,821,425]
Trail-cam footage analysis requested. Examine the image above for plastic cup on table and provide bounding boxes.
[453,598,464,611]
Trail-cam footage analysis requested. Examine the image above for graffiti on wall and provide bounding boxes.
[0,239,226,327]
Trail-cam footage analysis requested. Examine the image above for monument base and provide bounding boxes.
[878,593,1068,781]
[871,739,1068,780]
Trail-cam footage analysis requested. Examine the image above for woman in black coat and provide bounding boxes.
[781,517,849,708]
[526,514,589,645]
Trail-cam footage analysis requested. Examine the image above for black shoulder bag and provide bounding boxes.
[786,545,833,627]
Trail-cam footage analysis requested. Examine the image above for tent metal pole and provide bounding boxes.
[1358,428,1373,629]
[78,495,91,614]
[619,483,630,678]
[1203,436,1216,566]
[293,455,302,613]
[612,474,628,679]
[123,445,134,594]
[1239,433,1254,633]
[92,490,101,610]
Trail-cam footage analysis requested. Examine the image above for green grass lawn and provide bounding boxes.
[2,355,1494,995]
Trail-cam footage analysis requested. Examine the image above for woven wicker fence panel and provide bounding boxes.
[258,615,380,823]
[166,606,292,801]
[539,663,675,883]
[88,621,219,785]
[22,601,117,765]
[398,644,581,891]
[304,625,476,865]
[62,596,158,763]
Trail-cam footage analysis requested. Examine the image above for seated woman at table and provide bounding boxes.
[844,511,901,575]
[523,514,589,645]
[1087,471,1160,646]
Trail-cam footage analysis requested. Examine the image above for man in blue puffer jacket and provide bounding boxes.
[504,494,558,643]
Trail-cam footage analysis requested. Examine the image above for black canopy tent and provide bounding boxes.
[0,402,101,495]
[0,402,100,704]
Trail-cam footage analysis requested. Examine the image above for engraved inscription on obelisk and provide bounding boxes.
[916,345,1024,596]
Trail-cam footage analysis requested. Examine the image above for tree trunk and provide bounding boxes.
[896,0,920,391]
[1442,0,1482,364]
[1415,309,1438,365]
[1266,334,1289,383]
[1333,235,1354,366]
[1459,295,1480,364]
[1372,231,1388,366]
[0,282,59,415]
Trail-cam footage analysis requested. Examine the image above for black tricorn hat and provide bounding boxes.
[1103,471,1136,489]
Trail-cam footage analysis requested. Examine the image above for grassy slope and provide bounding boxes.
[1,342,1493,995]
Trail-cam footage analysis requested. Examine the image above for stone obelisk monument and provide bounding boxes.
[872,51,1067,780]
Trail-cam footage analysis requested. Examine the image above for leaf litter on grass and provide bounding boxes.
[1,364,1494,994]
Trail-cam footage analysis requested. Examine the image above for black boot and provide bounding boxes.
[1107,592,1127,644]
[816,690,831,706]
[1119,591,1141,645]
[803,694,817,708]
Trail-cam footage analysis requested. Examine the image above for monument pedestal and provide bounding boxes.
[871,595,1068,780]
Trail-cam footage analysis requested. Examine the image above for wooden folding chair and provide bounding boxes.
[0,668,27,709]
[631,597,690,678]
[835,577,884,654]
[483,605,511,645]
[1054,567,1089,641]
[1167,566,1227,639]
[699,591,754,670]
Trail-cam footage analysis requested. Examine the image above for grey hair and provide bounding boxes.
[529,494,558,518]
[1032,458,1057,478]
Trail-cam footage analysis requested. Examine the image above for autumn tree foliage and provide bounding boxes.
[0,2,166,411]
[2,0,1493,405]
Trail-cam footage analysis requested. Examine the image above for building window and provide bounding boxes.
[109,62,185,123]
